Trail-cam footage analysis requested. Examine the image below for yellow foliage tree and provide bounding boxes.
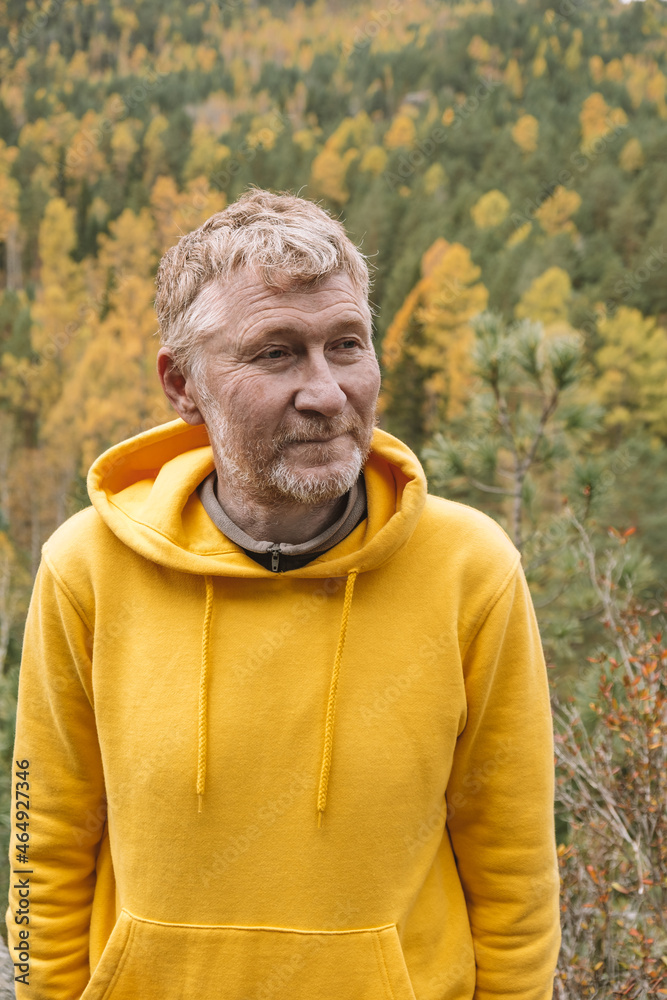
[309,112,373,203]
[564,29,582,72]
[2,198,94,543]
[514,267,572,331]
[327,112,374,153]
[297,42,314,73]
[143,113,170,184]
[150,175,227,252]
[511,114,539,153]
[622,55,663,110]
[383,113,416,150]
[645,69,666,112]
[194,45,218,75]
[579,92,628,155]
[309,147,358,205]
[423,162,447,195]
[30,198,89,398]
[247,110,286,152]
[506,221,532,248]
[466,34,503,65]
[605,58,624,83]
[359,145,387,175]
[0,141,20,288]
[533,39,548,78]
[17,113,76,195]
[293,128,318,152]
[596,307,667,436]
[416,245,489,419]
[0,410,32,664]
[383,238,488,422]
[470,189,510,228]
[619,137,644,172]
[64,110,108,185]
[467,35,490,61]
[183,123,231,182]
[110,119,140,178]
[504,57,523,98]
[44,208,170,470]
[0,140,18,215]
[534,185,582,237]
[589,55,605,84]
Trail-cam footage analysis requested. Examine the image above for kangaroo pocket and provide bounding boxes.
[81,908,418,1000]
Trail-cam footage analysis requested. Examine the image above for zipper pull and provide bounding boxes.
[269,544,281,573]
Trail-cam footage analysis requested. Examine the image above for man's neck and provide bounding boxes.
[214,479,348,545]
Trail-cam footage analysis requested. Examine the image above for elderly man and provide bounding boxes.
[8,187,560,999]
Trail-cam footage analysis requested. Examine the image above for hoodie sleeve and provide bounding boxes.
[6,555,105,1000]
[445,561,561,1000]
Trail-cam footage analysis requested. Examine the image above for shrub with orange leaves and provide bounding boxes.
[553,521,667,997]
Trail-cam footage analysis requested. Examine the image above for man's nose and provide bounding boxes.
[293,354,347,416]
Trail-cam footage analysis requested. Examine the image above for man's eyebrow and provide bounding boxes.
[249,317,369,339]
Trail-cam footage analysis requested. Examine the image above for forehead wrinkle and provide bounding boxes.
[202,269,371,358]
[229,294,370,356]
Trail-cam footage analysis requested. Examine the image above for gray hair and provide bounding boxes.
[155,185,375,377]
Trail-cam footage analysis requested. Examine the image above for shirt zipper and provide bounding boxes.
[269,544,281,573]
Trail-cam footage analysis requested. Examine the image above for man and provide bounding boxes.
[7,187,561,998]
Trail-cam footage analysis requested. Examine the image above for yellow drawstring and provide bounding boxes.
[197,575,214,812]
[317,569,358,828]
[197,570,359,821]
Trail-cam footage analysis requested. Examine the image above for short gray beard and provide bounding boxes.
[265,448,364,503]
[196,383,372,506]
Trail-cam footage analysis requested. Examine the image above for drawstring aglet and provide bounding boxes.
[317,810,323,829]
[198,794,203,813]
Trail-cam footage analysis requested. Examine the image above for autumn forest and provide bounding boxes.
[1,0,666,993]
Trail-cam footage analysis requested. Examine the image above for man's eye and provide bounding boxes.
[338,340,359,349]
[263,348,287,359]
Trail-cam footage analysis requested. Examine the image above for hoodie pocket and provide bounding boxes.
[81,908,417,1000]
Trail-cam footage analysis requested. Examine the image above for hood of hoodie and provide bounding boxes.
[87,417,428,578]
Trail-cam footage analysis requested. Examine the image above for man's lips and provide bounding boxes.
[284,432,349,444]
[299,436,339,443]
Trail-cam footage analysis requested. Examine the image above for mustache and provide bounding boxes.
[272,414,367,447]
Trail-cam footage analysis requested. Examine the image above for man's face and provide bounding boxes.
[190,268,381,505]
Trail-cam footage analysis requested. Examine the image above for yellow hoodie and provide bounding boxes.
[7,419,560,1000]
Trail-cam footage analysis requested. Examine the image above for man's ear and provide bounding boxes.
[157,348,205,425]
